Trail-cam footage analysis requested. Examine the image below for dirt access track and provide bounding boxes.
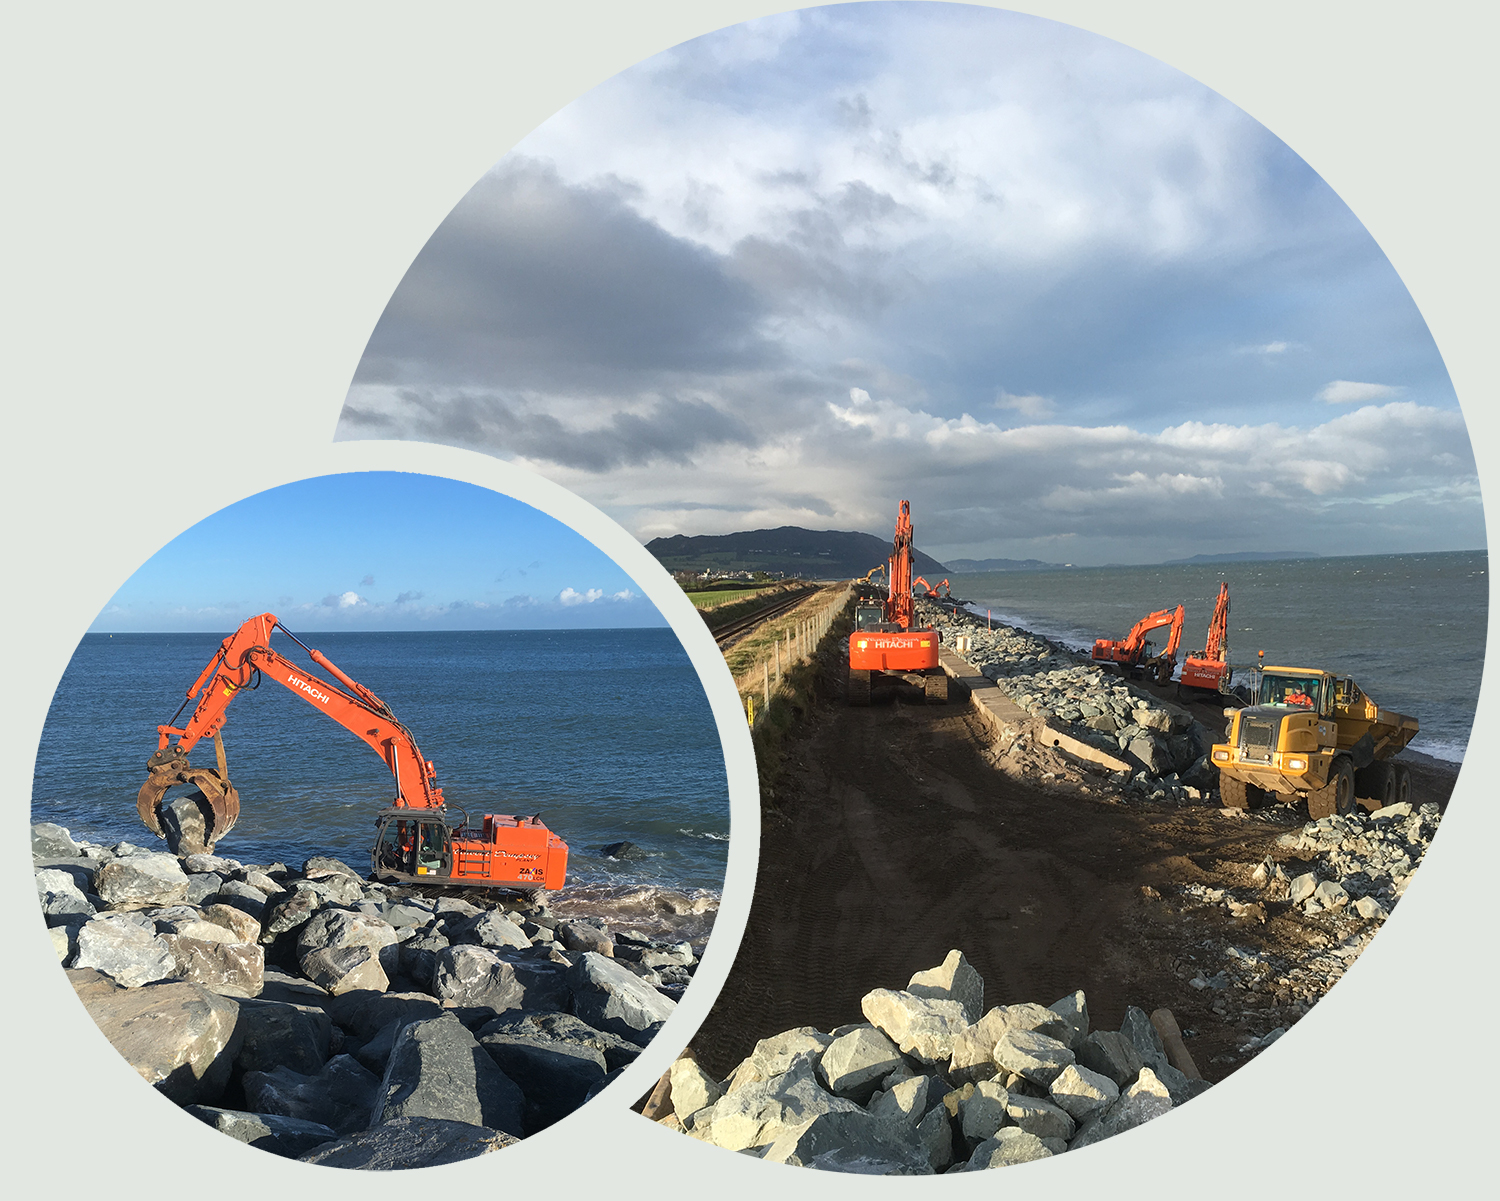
[689,632,1455,1083]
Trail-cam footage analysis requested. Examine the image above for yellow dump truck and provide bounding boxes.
[1211,666,1419,819]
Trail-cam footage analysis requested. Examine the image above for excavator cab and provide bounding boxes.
[854,604,888,631]
[373,810,454,879]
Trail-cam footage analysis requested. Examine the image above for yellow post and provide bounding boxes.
[746,695,754,727]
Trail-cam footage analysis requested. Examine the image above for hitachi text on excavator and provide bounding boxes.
[136,613,568,892]
[847,501,950,706]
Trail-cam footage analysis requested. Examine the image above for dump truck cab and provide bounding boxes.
[1212,666,1418,818]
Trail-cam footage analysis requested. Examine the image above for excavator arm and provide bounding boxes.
[137,612,444,848]
[886,500,916,630]
[1200,581,1230,662]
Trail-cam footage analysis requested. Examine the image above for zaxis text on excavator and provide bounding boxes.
[136,612,568,891]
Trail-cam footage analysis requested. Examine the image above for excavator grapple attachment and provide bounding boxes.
[137,764,240,855]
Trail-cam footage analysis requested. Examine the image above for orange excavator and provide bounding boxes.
[848,501,949,705]
[136,612,568,891]
[1091,604,1185,685]
[913,576,953,601]
[1180,581,1232,693]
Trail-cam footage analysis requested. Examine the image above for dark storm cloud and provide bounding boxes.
[347,389,759,472]
[355,159,781,392]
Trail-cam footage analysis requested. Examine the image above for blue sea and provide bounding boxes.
[32,627,729,933]
[950,551,1486,763]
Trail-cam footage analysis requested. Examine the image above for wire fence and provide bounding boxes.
[737,584,854,728]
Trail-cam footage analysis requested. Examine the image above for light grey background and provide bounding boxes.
[5,2,1495,1194]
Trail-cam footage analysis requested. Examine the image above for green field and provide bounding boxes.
[688,588,764,609]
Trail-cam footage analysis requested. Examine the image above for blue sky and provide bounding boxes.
[337,2,1480,566]
[91,472,666,632]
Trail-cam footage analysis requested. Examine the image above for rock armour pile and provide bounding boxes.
[920,602,1218,800]
[657,950,1211,1173]
[33,822,698,1167]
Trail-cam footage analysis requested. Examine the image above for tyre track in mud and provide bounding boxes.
[688,663,1307,1083]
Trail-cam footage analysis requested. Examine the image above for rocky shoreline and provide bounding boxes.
[650,950,1212,1172]
[34,822,704,1169]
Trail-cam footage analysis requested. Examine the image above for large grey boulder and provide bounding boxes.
[1048,991,1090,1051]
[185,1106,337,1158]
[215,879,270,920]
[242,1054,382,1135]
[1071,1066,1175,1149]
[297,1116,517,1168]
[324,989,442,1043]
[95,852,189,907]
[476,1010,642,1073]
[32,822,81,859]
[73,914,177,987]
[555,919,614,957]
[201,902,261,944]
[860,989,968,1064]
[960,1127,1054,1169]
[73,975,242,1104]
[478,1027,607,1132]
[1120,1005,1194,1103]
[959,1080,1010,1144]
[668,1057,724,1122]
[233,998,332,1076]
[431,945,555,1013]
[992,1027,1075,1086]
[869,1074,944,1130]
[1005,1092,1076,1141]
[1077,1029,1146,1088]
[297,910,399,995]
[818,1026,904,1104]
[1048,1062,1119,1122]
[760,1110,934,1174]
[907,950,983,1023]
[566,952,675,1045]
[726,1027,834,1092]
[36,870,96,924]
[704,1051,864,1151]
[163,933,264,997]
[372,1014,526,1137]
[398,930,450,989]
[452,910,531,950]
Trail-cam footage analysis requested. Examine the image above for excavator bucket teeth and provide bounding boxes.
[137,766,239,854]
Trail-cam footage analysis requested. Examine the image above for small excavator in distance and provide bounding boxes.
[1180,581,1232,694]
[1091,604,1185,685]
[848,501,949,706]
[136,612,568,891]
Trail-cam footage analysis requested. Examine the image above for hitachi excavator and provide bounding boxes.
[848,501,949,705]
[1091,604,1185,685]
[1180,582,1232,693]
[136,613,568,891]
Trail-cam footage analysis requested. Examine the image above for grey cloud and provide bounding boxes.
[358,389,758,472]
[354,159,780,392]
[394,590,423,604]
[360,574,375,586]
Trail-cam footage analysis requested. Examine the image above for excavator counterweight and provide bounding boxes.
[137,613,568,891]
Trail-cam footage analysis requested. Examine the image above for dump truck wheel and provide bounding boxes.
[1219,774,1250,809]
[1391,762,1412,806]
[1355,761,1396,811]
[1307,757,1354,820]
[848,669,871,707]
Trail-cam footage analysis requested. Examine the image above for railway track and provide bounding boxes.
[708,585,823,649]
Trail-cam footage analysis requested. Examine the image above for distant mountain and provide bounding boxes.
[1162,551,1322,566]
[645,526,949,579]
[945,557,1067,573]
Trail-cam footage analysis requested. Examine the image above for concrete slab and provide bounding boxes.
[939,649,1132,774]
